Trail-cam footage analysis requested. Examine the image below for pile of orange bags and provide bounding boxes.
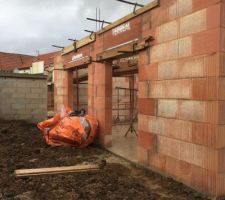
[37,107,98,148]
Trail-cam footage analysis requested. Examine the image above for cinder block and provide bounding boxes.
[158,136,223,172]
[151,0,178,28]
[157,99,178,118]
[166,118,192,142]
[178,0,192,17]
[148,152,167,171]
[192,0,221,13]
[150,39,179,63]
[138,114,149,132]
[139,50,150,66]
[192,122,214,148]
[205,101,220,124]
[12,103,26,110]
[139,63,158,81]
[204,53,220,77]
[150,81,165,98]
[166,155,192,184]
[179,56,204,78]
[179,37,192,58]
[138,131,156,151]
[158,60,178,80]
[192,78,219,100]
[207,4,221,30]
[138,81,150,98]
[138,98,156,116]
[167,79,192,99]
[168,0,178,20]
[179,100,205,121]
[150,79,192,99]
[180,9,206,37]
[12,91,26,99]
[155,20,178,43]
[30,88,43,94]
[148,116,165,135]
[191,164,217,195]
[158,136,181,160]
[192,29,220,56]
[138,146,149,165]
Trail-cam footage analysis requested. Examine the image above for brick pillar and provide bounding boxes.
[54,54,74,113]
[88,62,112,147]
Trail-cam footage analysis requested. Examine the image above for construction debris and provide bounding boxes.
[37,106,98,148]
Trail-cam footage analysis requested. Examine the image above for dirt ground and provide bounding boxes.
[0,120,212,200]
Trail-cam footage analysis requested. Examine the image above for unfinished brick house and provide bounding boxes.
[54,0,225,197]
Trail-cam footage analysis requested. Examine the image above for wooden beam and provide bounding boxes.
[98,0,159,35]
[75,33,96,50]
[64,56,91,70]
[62,44,75,56]
[74,74,88,83]
[97,37,152,61]
[15,164,99,177]
[113,60,138,76]
[61,34,96,56]
[113,65,138,76]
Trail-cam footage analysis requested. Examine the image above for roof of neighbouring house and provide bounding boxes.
[0,51,59,71]
[0,52,35,71]
[35,51,59,68]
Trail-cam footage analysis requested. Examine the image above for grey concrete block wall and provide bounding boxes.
[0,73,47,123]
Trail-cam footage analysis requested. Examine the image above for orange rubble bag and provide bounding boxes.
[37,108,98,148]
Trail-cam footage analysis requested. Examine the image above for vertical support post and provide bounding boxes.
[129,75,135,122]
[88,62,112,147]
[54,53,74,113]
[76,67,79,110]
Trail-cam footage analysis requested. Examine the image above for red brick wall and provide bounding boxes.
[54,0,225,196]
[138,0,225,197]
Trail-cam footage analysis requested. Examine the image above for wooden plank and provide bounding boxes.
[15,164,99,177]
[98,0,159,35]
[64,56,91,70]
[74,74,88,83]
[114,67,138,77]
[62,44,75,56]
[97,37,152,61]
[97,40,138,61]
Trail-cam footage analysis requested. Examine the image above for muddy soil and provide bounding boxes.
[0,120,212,200]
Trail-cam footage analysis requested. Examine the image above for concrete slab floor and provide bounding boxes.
[107,123,138,163]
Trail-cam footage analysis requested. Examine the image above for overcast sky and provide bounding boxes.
[0,0,151,55]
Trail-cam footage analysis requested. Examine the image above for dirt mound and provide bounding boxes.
[0,120,210,200]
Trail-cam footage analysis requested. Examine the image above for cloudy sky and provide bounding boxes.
[0,0,151,55]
